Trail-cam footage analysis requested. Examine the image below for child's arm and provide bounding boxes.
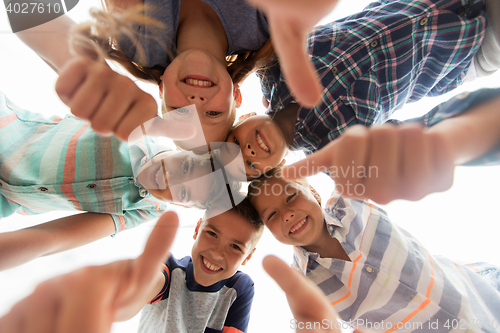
[0,212,177,332]
[0,212,116,271]
[14,15,76,73]
[281,89,500,204]
[246,0,339,108]
[263,255,342,333]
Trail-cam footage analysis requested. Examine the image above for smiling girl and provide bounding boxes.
[0,93,230,271]
[56,0,275,146]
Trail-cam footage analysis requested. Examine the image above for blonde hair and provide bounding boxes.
[70,4,276,86]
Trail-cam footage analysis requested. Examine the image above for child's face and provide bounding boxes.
[161,49,239,147]
[224,115,287,178]
[251,177,324,247]
[136,150,213,206]
[191,210,257,287]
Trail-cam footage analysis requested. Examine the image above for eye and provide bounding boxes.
[175,107,189,115]
[207,111,221,117]
[231,244,242,252]
[181,158,190,175]
[267,211,276,222]
[247,160,257,172]
[233,137,240,146]
[180,186,187,201]
[207,230,217,237]
[286,193,297,202]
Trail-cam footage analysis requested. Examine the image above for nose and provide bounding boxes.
[188,95,207,104]
[243,143,256,157]
[283,211,295,223]
[209,244,224,260]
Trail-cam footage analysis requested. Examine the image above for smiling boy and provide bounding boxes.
[139,198,263,333]
[248,172,500,332]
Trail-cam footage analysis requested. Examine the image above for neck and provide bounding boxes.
[271,103,300,147]
[303,222,350,260]
[177,0,228,62]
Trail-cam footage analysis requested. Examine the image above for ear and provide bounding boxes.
[159,76,164,97]
[193,219,202,240]
[233,84,242,108]
[309,185,322,206]
[242,248,256,265]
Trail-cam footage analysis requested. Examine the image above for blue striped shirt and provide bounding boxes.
[258,0,487,154]
[0,91,166,233]
[294,194,500,332]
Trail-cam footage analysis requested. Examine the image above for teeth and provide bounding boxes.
[290,218,306,233]
[203,257,222,271]
[155,166,163,188]
[256,132,270,152]
[185,78,214,87]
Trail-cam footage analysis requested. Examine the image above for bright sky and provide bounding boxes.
[1,1,500,332]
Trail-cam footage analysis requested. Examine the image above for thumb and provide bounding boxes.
[135,212,179,280]
[269,18,322,107]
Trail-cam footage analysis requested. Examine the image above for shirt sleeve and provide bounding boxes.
[221,279,255,333]
[390,88,500,166]
[110,201,167,235]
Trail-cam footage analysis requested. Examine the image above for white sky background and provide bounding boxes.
[1,1,500,332]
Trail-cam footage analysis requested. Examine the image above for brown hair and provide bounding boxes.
[204,196,264,246]
[70,4,276,86]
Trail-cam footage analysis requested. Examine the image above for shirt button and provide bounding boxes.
[87,184,96,189]
[38,187,48,192]
[331,66,338,75]
[370,40,378,47]
[128,177,134,181]
[420,17,428,25]
[366,266,373,273]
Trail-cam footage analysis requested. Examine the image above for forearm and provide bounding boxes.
[0,213,116,271]
[15,15,76,73]
[427,95,500,165]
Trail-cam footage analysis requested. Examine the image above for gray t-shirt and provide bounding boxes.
[118,0,269,68]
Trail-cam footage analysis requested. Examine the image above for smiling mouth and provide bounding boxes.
[202,256,223,272]
[289,217,308,235]
[256,131,270,153]
[182,77,215,88]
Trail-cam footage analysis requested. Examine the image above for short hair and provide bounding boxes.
[204,197,264,248]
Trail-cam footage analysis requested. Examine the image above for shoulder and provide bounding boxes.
[224,271,254,297]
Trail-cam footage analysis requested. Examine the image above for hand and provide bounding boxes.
[0,212,179,333]
[56,57,195,141]
[247,0,339,107]
[263,255,342,332]
[281,123,455,204]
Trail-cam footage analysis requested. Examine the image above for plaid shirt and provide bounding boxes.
[258,0,487,154]
[294,194,500,333]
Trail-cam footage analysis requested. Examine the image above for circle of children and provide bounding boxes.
[1,0,500,332]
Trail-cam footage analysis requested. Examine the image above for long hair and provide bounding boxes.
[70,4,276,86]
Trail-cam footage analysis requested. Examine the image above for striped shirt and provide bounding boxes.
[0,91,166,233]
[293,194,500,333]
[258,0,487,154]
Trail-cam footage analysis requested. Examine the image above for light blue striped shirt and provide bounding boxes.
[0,91,166,233]
[294,194,500,332]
